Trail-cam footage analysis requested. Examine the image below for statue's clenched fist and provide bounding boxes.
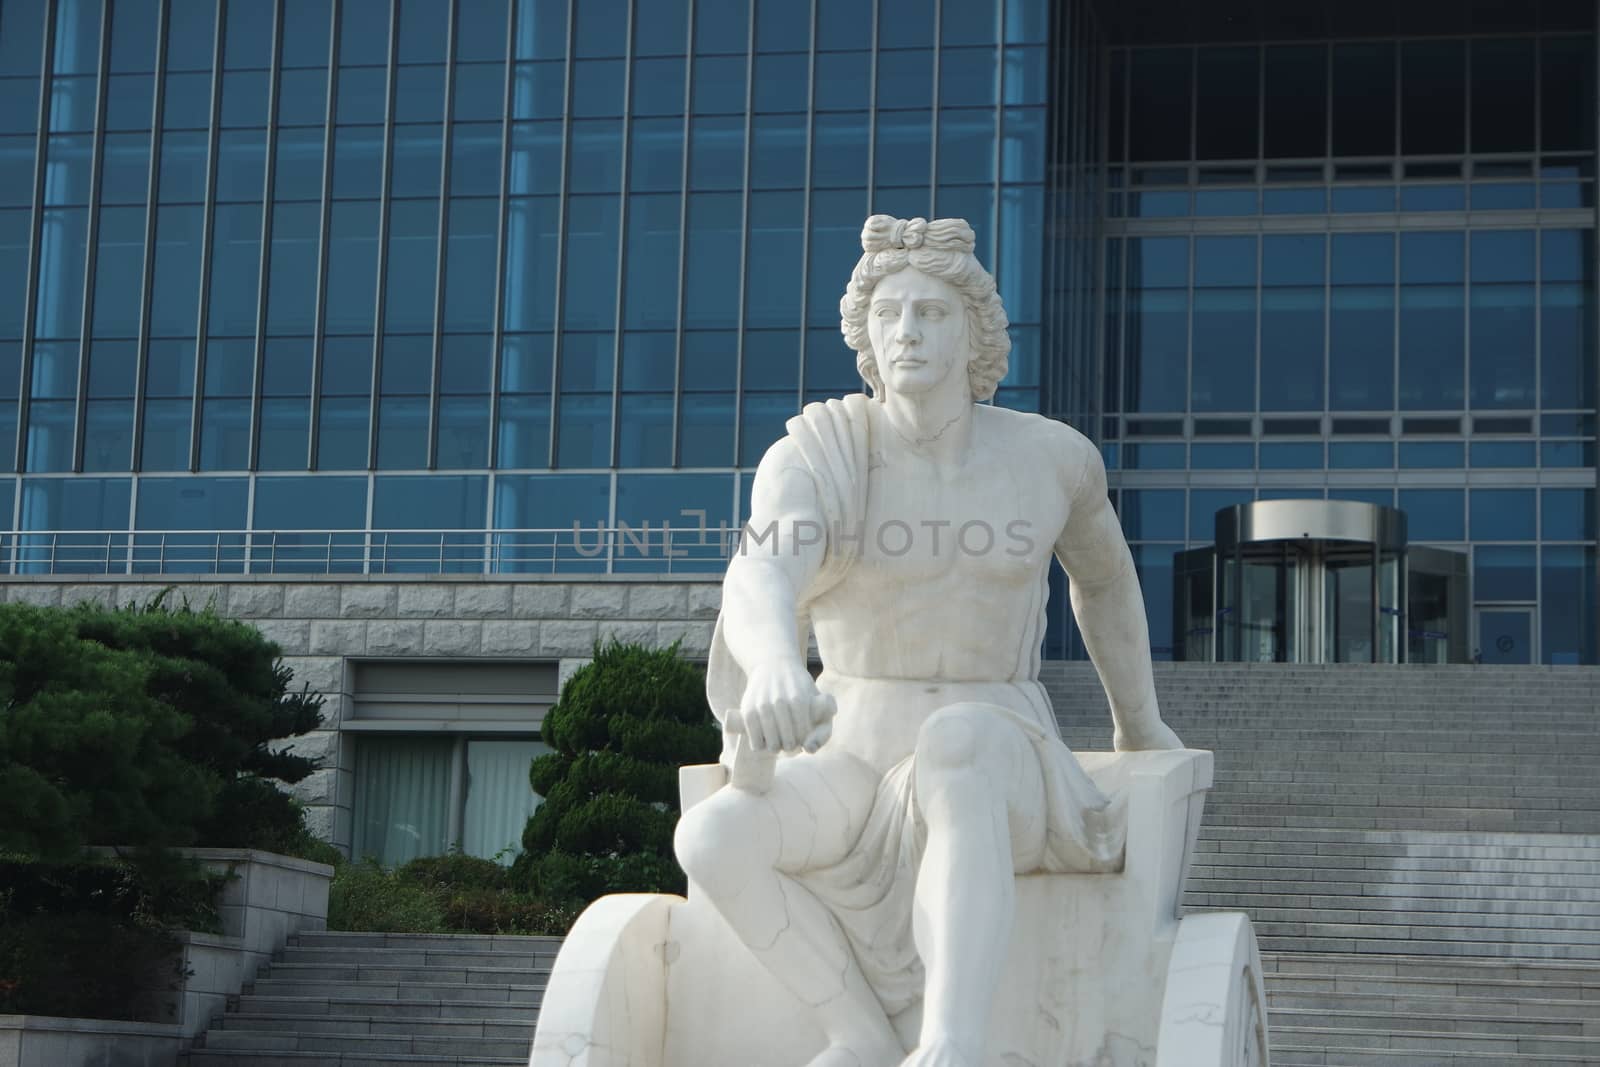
[732,659,836,754]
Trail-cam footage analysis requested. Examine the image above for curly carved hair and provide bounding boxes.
[839,215,1011,402]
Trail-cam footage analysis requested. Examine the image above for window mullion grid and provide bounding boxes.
[71,0,115,473]
[606,0,637,471]
[928,0,942,213]
[865,0,879,196]
[248,0,289,473]
[729,0,755,468]
[14,0,59,474]
[360,0,399,470]
[425,0,461,472]
[307,0,345,470]
[793,0,817,411]
[130,0,171,474]
[188,0,229,472]
[669,0,693,467]
[485,0,516,470]
[545,0,577,467]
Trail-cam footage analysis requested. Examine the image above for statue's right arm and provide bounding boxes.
[720,437,832,753]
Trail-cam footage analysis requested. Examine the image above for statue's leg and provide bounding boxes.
[904,703,1045,1067]
[675,751,905,1067]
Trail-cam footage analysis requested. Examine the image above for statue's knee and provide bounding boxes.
[674,791,765,897]
[916,703,989,772]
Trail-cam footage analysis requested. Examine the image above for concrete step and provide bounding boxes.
[182,1052,522,1066]
[1268,989,1599,1021]
[1265,1024,1600,1060]
[216,1012,535,1039]
[280,946,558,968]
[1261,951,1600,984]
[259,961,554,985]
[198,1029,529,1058]
[290,931,562,952]
[243,978,546,1003]
[232,994,538,1021]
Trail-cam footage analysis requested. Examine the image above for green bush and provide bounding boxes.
[327,858,444,933]
[327,853,577,936]
[0,912,186,1022]
[512,639,720,906]
[0,595,326,860]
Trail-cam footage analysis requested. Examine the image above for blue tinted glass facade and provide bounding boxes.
[0,0,1596,663]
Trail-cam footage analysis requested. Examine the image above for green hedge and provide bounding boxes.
[329,854,579,936]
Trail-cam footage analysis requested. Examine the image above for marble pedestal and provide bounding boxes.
[529,749,1268,1067]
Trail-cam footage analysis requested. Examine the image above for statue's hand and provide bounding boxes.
[739,660,836,754]
[1112,719,1184,752]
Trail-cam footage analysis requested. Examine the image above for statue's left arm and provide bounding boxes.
[1052,431,1183,751]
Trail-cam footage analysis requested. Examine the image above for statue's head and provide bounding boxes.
[839,216,1011,402]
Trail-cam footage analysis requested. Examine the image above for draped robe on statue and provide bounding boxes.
[705,392,1128,1017]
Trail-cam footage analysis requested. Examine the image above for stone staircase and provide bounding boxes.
[180,931,554,1066]
[1047,662,1600,1065]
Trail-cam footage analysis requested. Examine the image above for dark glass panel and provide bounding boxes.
[750,113,805,188]
[1470,229,1535,284]
[164,0,215,72]
[104,74,153,131]
[633,57,686,117]
[157,130,207,202]
[1332,232,1393,286]
[332,124,384,198]
[256,396,310,470]
[1401,184,1466,211]
[1470,488,1536,540]
[691,55,746,115]
[937,109,995,185]
[456,0,510,62]
[335,66,388,124]
[875,109,931,187]
[1470,440,1535,467]
[281,0,333,68]
[1541,36,1597,153]
[554,389,612,467]
[1328,441,1391,468]
[635,0,688,55]
[277,67,330,126]
[512,0,566,61]
[48,75,97,133]
[500,332,553,392]
[31,207,89,337]
[1471,39,1535,153]
[753,53,808,113]
[682,329,736,390]
[1194,236,1255,288]
[144,338,196,397]
[620,331,676,391]
[1398,441,1462,468]
[1331,44,1395,157]
[1544,488,1595,541]
[436,394,490,468]
[321,335,372,397]
[806,190,864,324]
[138,396,191,470]
[454,61,506,122]
[380,334,432,394]
[695,0,749,54]
[755,0,807,51]
[397,0,448,63]
[1261,234,1323,287]
[814,51,870,111]
[941,0,997,45]
[0,0,47,77]
[265,202,320,334]
[375,395,429,467]
[1541,282,1597,410]
[572,58,625,117]
[147,205,204,337]
[0,134,31,207]
[677,391,733,465]
[90,207,143,336]
[50,0,100,75]
[161,71,213,128]
[20,476,129,530]
[738,391,793,465]
[1003,45,1045,106]
[1541,546,1596,664]
[275,127,324,199]
[1398,286,1464,411]
[559,330,613,392]
[97,132,148,206]
[1195,47,1258,161]
[380,198,438,334]
[322,199,381,334]
[206,202,262,337]
[629,117,683,192]
[394,64,446,122]
[510,61,565,119]
[223,0,272,69]
[685,114,745,188]
[0,79,40,136]
[622,194,681,330]
[133,477,248,530]
[1398,488,1463,540]
[81,398,132,471]
[573,0,627,57]
[812,112,868,187]
[615,392,674,467]
[449,121,503,197]
[1128,49,1190,162]
[942,47,998,109]
[1470,284,1535,409]
[442,199,497,332]
[502,196,560,331]
[1329,286,1395,411]
[107,0,156,71]
[742,329,798,392]
[745,191,802,329]
[316,396,369,469]
[563,195,622,329]
[255,475,366,528]
[1400,41,1464,156]
[569,117,623,193]
[390,123,443,198]
[1190,288,1254,413]
[42,133,93,205]
[1123,289,1186,413]
[877,49,933,110]
[440,333,491,394]
[683,192,741,329]
[215,128,266,201]
[261,337,311,397]
[496,393,551,467]
[507,120,564,194]
[29,340,78,398]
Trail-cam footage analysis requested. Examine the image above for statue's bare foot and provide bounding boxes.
[1113,719,1183,752]
[899,1036,974,1067]
[805,1036,905,1067]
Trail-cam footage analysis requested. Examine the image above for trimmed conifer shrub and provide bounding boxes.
[511,639,720,905]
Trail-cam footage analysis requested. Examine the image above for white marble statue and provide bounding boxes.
[528,217,1269,1067]
[675,215,1182,1067]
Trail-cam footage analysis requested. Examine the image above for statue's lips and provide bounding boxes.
[890,357,927,367]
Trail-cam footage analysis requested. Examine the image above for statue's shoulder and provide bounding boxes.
[979,406,1095,460]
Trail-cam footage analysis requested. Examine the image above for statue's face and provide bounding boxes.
[867,267,970,398]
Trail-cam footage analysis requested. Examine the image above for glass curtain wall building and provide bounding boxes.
[0,0,1596,663]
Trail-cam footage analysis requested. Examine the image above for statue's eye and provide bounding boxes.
[922,307,946,321]
[875,306,898,318]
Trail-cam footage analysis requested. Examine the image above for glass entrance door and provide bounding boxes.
[1476,607,1535,665]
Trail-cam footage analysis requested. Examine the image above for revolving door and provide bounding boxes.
[1173,500,1469,664]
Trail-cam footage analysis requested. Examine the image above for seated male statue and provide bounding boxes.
[674,215,1183,1067]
